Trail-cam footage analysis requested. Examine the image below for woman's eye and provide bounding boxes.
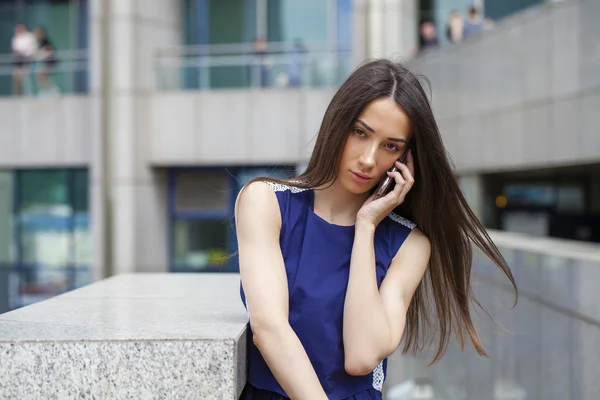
[353,128,366,137]
[385,143,400,151]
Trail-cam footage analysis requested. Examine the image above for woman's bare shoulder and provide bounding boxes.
[235,181,281,228]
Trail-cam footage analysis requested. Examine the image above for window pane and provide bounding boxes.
[73,266,90,289]
[73,169,89,212]
[18,170,71,267]
[175,171,229,212]
[209,0,253,44]
[20,218,70,266]
[0,6,18,96]
[73,169,91,265]
[484,0,544,21]
[173,219,230,271]
[267,0,329,43]
[0,171,14,264]
[24,0,74,93]
[207,0,256,89]
[556,186,584,213]
[504,184,555,207]
[19,170,69,212]
[19,266,69,307]
[0,266,14,314]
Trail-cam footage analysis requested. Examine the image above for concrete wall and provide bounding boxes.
[409,0,600,174]
[385,230,600,399]
[0,96,92,168]
[147,89,335,165]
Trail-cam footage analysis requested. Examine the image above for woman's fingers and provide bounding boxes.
[395,160,415,187]
[387,170,405,202]
[386,161,415,205]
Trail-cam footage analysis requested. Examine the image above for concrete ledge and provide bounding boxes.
[487,229,600,262]
[0,273,248,400]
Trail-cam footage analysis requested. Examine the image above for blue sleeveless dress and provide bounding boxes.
[240,182,416,400]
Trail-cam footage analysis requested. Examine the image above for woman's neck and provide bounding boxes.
[313,180,370,226]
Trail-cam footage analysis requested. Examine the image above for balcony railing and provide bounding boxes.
[155,41,352,91]
[0,48,88,97]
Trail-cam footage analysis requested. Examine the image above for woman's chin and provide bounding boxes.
[344,181,376,196]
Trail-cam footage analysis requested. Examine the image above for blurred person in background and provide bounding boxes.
[11,23,38,95]
[34,26,60,96]
[446,10,464,43]
[236,59,517,400]
[463,6,485,38]
[286,38,307,88]
[252,36,271,88]
[418,20,439,54]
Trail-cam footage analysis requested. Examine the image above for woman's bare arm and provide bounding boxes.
[236,182,327,399]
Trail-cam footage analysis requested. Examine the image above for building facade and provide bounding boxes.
[1,0,597,314]
[0,0,419,312]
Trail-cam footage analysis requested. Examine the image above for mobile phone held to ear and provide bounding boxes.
[373,147,411,200]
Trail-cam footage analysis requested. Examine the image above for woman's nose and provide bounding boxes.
[358,147,376,169]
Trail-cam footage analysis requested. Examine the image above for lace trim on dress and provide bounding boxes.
[388,212,416,229]
[372,361,384,391]
[264,181,309,193]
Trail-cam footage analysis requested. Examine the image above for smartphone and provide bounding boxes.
[373,146,411,200]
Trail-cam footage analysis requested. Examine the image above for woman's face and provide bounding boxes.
[338,97,412,195]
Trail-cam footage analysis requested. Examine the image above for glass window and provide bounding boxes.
[168,166,295,273]
[0,4,19,96]
[2,168,91,310]
[175,170,229,213]
[18,170,70,267]
[484,0,544,21]
[0,0,89,96]
[19,169,68,211]
[267,0,329,43]
[180,0,257,89]
[73,266,89,289]
[173,219,230,271]
[0,171,14,265]
[73,169,90,266]
[267,0,336,88]
[556,185,585,214]
[504,184,555,207]
[0,171,14,313]
[18,266,69,307]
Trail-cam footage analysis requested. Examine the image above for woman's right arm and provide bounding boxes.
[235,182,328,400]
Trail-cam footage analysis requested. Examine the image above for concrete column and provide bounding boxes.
[362,0,418,61]
[352,0,369,66]
[90,0,181,279]
[368,0,385,58]
[398,0,418,59]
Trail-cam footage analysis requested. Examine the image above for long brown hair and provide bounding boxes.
[248,59,517,363]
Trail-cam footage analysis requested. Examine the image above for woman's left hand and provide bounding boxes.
[356,150,415,227]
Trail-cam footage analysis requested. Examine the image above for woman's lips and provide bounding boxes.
[350,171,373,183]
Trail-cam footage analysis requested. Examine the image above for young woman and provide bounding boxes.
[235,59,517,400]
[34,26,59,94]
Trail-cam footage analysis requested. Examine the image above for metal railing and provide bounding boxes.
[155,41,352,91]
[0,48,88,97]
